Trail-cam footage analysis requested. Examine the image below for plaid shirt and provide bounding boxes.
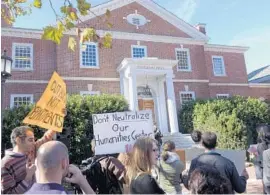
[1,131,55,194]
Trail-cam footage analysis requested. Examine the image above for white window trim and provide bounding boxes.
[212,56,226,76]
[12,43,34,71]
[80,42,100,69]
[10,94,34,108]
[175,48,192,72]
[216,94,229,98]
[80,91,100,96]
[179,91,195,105]
[131,45,147,58]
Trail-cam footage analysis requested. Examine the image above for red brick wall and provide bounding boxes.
[81,2,191,37]
[248,87,270,100]
[205,51,249,83]
[2,80,121,108]
[209,86,250,98]
[56,37,208,80]
[1,37,56,80]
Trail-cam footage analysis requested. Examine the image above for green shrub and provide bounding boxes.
[178,96,270,149]
[2,94,129,164]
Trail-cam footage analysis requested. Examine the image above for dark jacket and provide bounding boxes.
[187,152,247,193]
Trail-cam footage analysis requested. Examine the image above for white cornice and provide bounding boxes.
[209,83,249,87]
[62,77,120,81]
[205,44,249,53]
[6,79,48,84]
[173,79,209,83]
[1,27,206,45]
[249,83,270,88]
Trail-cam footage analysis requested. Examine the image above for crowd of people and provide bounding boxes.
[1,124,270,194]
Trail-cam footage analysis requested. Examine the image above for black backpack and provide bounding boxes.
[79,155,123,194]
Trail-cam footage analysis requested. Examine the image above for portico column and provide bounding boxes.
[120,72,124,95]
[165,74,179,133]
[128,70,138,111]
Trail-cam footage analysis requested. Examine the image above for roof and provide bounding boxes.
[248,65,270,83]
[77,0,209,41]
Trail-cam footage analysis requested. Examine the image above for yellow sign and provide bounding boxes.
[23,72,66,132]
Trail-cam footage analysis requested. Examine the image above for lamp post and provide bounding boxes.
[1,50,12,129]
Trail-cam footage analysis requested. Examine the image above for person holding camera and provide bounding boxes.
[25,141,94,194]
[78,139,125,194]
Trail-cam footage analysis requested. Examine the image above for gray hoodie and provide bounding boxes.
[156,152,185,194]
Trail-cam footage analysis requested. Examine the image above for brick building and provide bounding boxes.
[1,0,269,133]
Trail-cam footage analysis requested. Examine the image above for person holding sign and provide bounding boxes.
[1,126,55,194]
[127,137,165,194]
[185,132,249,194]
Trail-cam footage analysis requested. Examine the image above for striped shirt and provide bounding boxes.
[1,131,55,194]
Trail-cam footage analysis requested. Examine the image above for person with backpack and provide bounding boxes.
[78,139,125,194]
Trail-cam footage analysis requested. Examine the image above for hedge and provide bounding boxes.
[1,94,129,164]
[178,96,270,149]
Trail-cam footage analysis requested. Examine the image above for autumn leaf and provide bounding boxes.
[60,6,68,14]
[42,26,63,44]
[33,0,42,8]
[103,33,112,48]
[14,0,27,3]
[107,22,113,28]
[68,37,77,51]
[80,28,96,43]
[68,10,78,21]
[65,20,75,30]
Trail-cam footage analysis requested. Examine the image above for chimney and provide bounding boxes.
[196,23,206,34]
[1,2,13,27]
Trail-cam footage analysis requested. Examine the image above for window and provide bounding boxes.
[180,91,195,104]
[131,45,147,58]
[216,94,229,99]
[10,94,33,108]
[12,43,33,70]
[132,18,140,25]
[212,56,226,76]
[175,48,191,71]
[80,42,99,68]
[80,91,100,96]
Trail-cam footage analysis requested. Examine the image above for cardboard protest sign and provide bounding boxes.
[23,72,66,132]
[93,110,154,155]
[184,148,246,174]
[216,149,246,175]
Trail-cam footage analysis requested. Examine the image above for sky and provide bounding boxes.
[13,0,270,73]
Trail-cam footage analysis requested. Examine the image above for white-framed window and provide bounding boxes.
[180,91,195,104]
[216,94,229,99]
[80,42,99,68]
[132,18,140,25]
[212,56,226,76]
[12,43,33,70]
[131,45,147,58]
[175,48,192,71]
[80,91,100,96]
[10,94,34,108]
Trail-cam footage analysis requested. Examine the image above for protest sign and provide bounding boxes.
[216,149,246,174]
[184,148,246,174]
[93,110,154,155]
[23,72,66,132]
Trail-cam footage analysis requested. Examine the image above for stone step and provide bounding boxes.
[162,133,195,149]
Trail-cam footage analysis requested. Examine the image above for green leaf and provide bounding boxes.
[77,0,91,16]
[68,37,77,51]
[33,0,42,8]
[65,21,75,30]
[60,6,68,14]
[105,9,111,18]
[42,26,63,44]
